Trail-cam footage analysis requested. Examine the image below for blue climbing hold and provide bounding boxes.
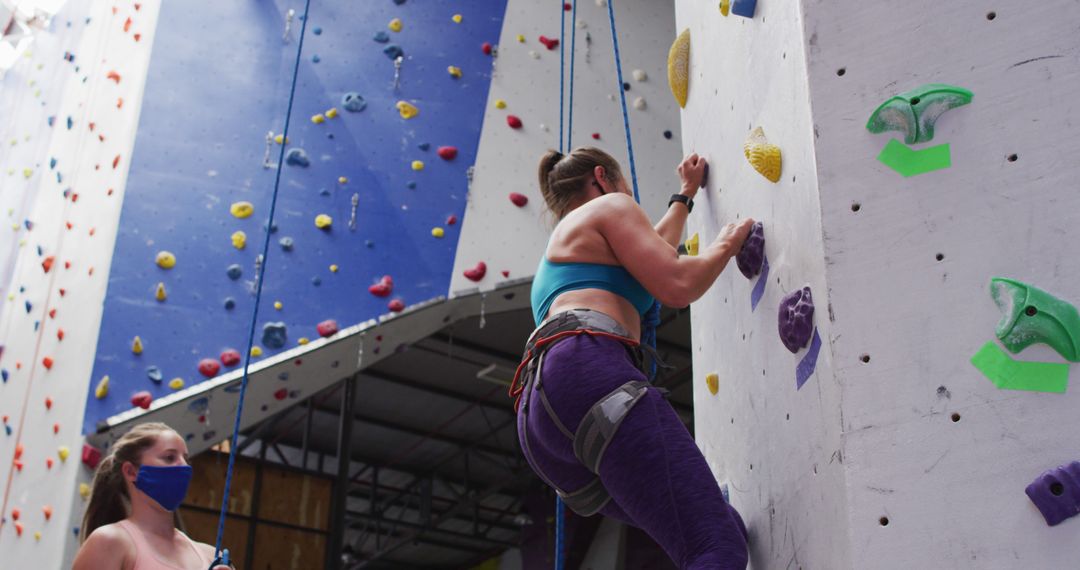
[279,237,294,251]
[319,188,331,197]
[188,397,209,414]
[24,301,31,313]
[342,92,367,112]
[262,322,288,349]
[393,0,406,4]
[312,54,321,63]
[312,26,322,35]
[312,276,322,286]
[49,158,57,169]
[66,116,73,130]
[278,372,289,381]
[224,297,236,310]
[146,366,163,383]
[4,425,10,436]
[1,369,7,382]
[226,264,242,280]
[418,142,431,151]
[285,148,310,167]
[406,181,417,189]
[731,0,757,18]
[365,240,375,248]
[373,31,390,43]
[264,221,278,234]
[383,44,404,60]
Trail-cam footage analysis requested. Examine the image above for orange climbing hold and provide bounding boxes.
[42,256,54,273]
[42,357,53,370]
[107,71,121,83]
[44,396,52,409]
[14,522,23,537]
[42,505,52,521]
[15,443,24,460]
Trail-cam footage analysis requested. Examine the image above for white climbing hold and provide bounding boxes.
[632,69,647,82]
[633,97,646,110]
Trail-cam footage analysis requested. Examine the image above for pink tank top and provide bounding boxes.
[116,520,212,570]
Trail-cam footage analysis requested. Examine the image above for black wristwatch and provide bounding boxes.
[668,193,694,213]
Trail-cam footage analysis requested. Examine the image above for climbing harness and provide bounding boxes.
[207,0,313,567]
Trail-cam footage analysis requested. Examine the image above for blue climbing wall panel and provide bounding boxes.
[82,0,508,434]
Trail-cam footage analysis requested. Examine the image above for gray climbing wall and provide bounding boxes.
[682,0,1080,568]
[450,0,682,296]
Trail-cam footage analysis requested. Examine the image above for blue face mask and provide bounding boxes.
[134,464,193,511]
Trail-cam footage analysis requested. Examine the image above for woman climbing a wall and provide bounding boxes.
[73,422,232,570]
[511,147,753,569]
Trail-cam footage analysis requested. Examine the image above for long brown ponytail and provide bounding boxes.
[537,146,624,219]
[80,422,172,542]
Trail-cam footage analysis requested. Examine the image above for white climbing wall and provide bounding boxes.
[0,0,162,565]
[450,0,682,296]
[682,0,1080,568]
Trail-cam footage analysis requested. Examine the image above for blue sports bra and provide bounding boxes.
[531,257,655,325]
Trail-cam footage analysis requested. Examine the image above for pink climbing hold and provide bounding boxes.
[82,443,102,469]
[198,358,221,378]
[481,42,493,55]
[274,388,288,401]
[539,35,560,50]
[509,193,528,207]
[369,275,394,297]
[131,391,152,410]
[317,319,339,337]
[506,115,523,129]
[464,262,487,282]
[388,299,405,313]
[220,349,241,367]
[437,146,458,160]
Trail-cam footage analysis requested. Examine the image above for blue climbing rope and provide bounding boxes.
[211,0,313,561]
[566,0,578,150]
[557,0,566,153]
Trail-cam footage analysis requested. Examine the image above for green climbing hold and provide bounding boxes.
[866,84,973,144]
[990,277,1080,362]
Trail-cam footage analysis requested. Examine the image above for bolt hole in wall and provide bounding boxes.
[851,202,861,212]
[860,354,871,363]
[987,11,997,20]
[837,67,846,77]
[879,516,890,527]
[951,412,962,423]
[1007,153,1019,162]
[936,253,945,261]
[910,96,921,105]
[1025,306,1038,316]
[1050,482,1065,496]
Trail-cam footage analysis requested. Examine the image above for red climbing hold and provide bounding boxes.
[46,457,54,469]
[12,508,20,520]
[131,391,152,409]
[82,444,102,469]
[317,319,339,337]
[53,423,59,434]
[42,357,53,370]
[464,262,487,282]
[509,193,528,207]
[58,288,65,297]
[48,309,56,319]
[42,505,52,520]
[44,397,52,409]
[57,329,64,341]
[437,146,458,160]
[564,2,572,10]
[446,215,458,225]
[13,460,23,472]
[15,444,23,460]
[502,270,510,278]
[123,17,132,32]
[388,299,405,313]
[14,522,23,536]
[42,256,54,273]
[481,42,493,55]
[112,155,121,169]
[220,349,241,367]
[198,358,221,378]
[592,132,601,140]
[134,33,141,42]
[106,70,121,83]
[274,388,288,401]
[506,115,523,129]
[368,275,394,297]
[539,36,560,50]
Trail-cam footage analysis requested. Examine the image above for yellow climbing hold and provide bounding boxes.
[274,134,288,145]
[396,101,419,119]
[448,66,463,78]
[298,337,310,345]
[388,18,403,32]
[168,378,184,390]
[155,282,167,302]
[155,251,176,269]
[706,373,719,395]
[329,264,339,273]
[95,376,110,399]
[230,201,254,218]
[311,113,325,124]
[338,176,348,184]
[22,168,32,179]
[315,214,333,229]
[431,227,445,238]
[325,107,339,119]
[452,14,463,23]
[57,446,70,462]
[132,336,143,355]
[719,0,731,16]
[34,531,40,541]
[744,127,782,183]
[411,160,425,171]
[667,29,690,108]
[274,301,283,310]
[231,230,247,249]
[685,232,699,256]
[517,34,525,43]
[495,99,507,109]
[79,483,90,500]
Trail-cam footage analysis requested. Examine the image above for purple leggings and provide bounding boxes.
[517,333,749,569]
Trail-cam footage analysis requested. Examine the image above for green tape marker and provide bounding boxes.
[970,341,1070,394]
[877,139,951,177]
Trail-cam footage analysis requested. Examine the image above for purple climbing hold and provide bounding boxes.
[372,31,390,43]
[262,322,288,349]
[736,222,765,279]
[778,286,815,353]
[1026,461,1080,526]
[342,92,366,112]
[383,44,404,60]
